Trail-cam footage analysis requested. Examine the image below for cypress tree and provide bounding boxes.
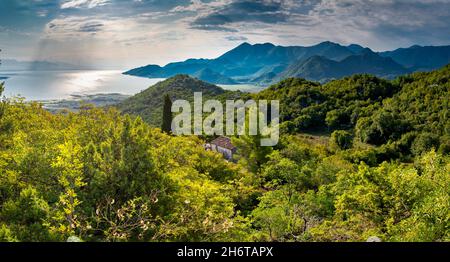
[0,49,4,119]
[162,94,173,134]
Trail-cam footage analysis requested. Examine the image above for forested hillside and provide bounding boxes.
[276,50,409,83]
[0,97,252,241]
[255,65,449,163]
[117,75,243,126]
[0,65,448,242]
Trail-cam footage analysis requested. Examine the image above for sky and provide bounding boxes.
[1,0,450,69]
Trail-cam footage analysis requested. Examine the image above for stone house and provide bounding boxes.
[205,136,236,161]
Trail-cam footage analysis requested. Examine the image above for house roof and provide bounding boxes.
[210,136,236,150]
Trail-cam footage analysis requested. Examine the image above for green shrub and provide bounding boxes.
[330,130,353,150]
[412,132,440,156]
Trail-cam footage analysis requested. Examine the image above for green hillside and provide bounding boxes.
[255,64,449,162]
[117,74,244,126]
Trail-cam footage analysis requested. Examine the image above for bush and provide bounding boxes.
[356,112,410,145]
[0,225,17,242]
[326,109,350,130]
[411,132,440,156]
[438,136,450,155]
[330,130,353,150]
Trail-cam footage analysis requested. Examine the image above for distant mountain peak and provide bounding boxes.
[237,42,251,47]
[347,44,365,53]
[347,43,364,48]
[235,42,275,48]
[315,41,341,47]
[256,42,276,47]
[318,40,336,45]
[360,47,376,55]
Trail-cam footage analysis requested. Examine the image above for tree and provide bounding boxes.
[0,82,4,120]
[330,130,353,150]
[1,186,51,241]
[252,189,307,241]
[326,109,350,130]
[48,142,86,238]
[0,49,4,120]
[356,112,410,145]
[161,94,172,134]
[411,132,440,156]
[233,133,273,174]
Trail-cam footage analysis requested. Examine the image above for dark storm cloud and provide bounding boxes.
[78,22,104,32]
[191,0,289,28]
[186,0,450,49]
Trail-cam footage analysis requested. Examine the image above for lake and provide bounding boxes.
[0,70,163,101]
[0,70,262,101]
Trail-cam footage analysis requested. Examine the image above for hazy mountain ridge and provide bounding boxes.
[277,49,409,82]
[379,45,450,71]
[0,59,89,71]
[124,42,450,84]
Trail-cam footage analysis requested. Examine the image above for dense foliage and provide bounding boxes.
[250,135,449,241]
[0,64,449,242]
[0,94,253,241]
[256,65,449,164]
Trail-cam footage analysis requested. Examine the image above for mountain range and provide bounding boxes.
[124,41,450,84]
[0,59,89,71]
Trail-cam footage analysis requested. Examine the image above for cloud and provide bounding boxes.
[191,0,290,29]
[44,16,121,39]
[60,0,110,9]
[2,0,450,66]
[171,0,231,13]
[190,24,238,32]
[78,22,104,32]
[297,0,450,49]
[224,35,248,41]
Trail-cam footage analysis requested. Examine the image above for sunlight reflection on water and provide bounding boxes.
[0,70,163,100]
[0,70,262,101]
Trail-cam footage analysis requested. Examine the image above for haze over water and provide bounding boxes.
[0,70,261,101]
[0,70,163,101]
